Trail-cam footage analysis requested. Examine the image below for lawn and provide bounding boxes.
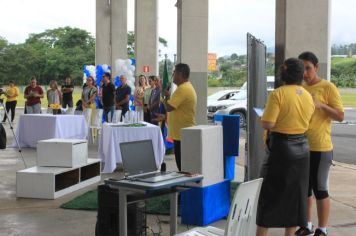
[340,93,356,108]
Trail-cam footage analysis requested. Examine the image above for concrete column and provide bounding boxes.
[96,0,111,65]
[96,0,127,75]
[177,0,209,125]
[275,0,331,83]
[135,0,158,76]
[111,0,128,76]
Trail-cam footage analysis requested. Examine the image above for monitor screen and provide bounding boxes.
[120,139,157,176]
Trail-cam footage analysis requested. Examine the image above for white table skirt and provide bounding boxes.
[13,114,88,148]
[98,122,165,173]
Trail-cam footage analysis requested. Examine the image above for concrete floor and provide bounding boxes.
[1,118,356,235]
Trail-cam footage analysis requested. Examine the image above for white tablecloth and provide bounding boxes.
[13,114,88,148]
[98,122,165,173]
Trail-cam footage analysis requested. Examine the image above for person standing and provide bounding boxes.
[256,58,315,236]
[143,76,154,122]
[61,77,74,109]
[149,76,161,125]
[163,63,197,171]
[24,77,44,114]
[47,80,62,114]
[115,75,131,121]
[2,80,19,123]
[81,76,98,125]
[101,72,116,122]
[294,52,344,236]
[134,75,148,121]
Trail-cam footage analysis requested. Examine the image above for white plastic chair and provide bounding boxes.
[88,109,103,144]
[175,178,263,236]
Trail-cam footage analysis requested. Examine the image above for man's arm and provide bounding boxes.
[318,103,344,122]
[313,95,344,122]
[162,98,175,112]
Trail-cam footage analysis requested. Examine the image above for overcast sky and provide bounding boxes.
[0,0,355,58]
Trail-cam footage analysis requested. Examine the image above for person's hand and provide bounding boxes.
[152,113,166,122]
[164,88,170,100]
[312,94,324,109]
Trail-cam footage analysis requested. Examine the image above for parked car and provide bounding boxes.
[207,89,240,106]
[208,76,275,127]
[208,90,248,126]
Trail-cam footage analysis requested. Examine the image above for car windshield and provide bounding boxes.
[208,90,232,100]
[229,90,247,100]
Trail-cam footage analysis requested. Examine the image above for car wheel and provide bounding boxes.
[232,111,246,127]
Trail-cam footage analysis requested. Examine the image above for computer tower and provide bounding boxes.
[95,184,146,236]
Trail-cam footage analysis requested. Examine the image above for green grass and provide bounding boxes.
[340,93,356,107]
[331,57,356,66]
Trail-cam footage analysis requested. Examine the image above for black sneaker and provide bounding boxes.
[295,227,314,236]
[314,229,327,236]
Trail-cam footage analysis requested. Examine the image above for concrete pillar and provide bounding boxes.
[135,0,158,76]
[96,0,127,75]
[275,0,331,84]
[177,0,209,125]
[96,0,111,65]
[111,0,128,76]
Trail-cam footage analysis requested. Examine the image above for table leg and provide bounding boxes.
[119,189,128,236]
[170,192,178,236]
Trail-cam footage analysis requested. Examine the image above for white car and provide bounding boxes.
[207,89,240,106]
[208,90,248,126]
[208,76,275,127]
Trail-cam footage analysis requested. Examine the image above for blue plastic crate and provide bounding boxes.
[181,180,230,226]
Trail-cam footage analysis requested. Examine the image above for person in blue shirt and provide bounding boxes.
[115,75,131,121]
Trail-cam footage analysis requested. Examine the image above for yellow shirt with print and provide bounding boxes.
[167,81,197,140]
[262,85,315,134]
[303,79,344,151]
[5,86,20,102]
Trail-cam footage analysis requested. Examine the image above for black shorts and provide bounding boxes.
[308,151,333,199]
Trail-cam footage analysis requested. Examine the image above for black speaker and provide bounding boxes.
[95,184,146,236]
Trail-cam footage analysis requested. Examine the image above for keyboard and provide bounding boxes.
[138,171,170,179]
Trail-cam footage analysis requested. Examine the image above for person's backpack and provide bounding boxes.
[0,123,7,149]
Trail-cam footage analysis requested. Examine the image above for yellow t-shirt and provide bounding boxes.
[5,86,20,102]
[167,81,197,140]
[303,79,344,151]
[262,85,315,134]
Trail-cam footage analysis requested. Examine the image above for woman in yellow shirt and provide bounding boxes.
[256,58,315,236]
[2,80,19,123]
[294,52,344,236]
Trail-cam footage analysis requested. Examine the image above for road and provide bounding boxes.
[240,109,356,165]
[332,108,356,164]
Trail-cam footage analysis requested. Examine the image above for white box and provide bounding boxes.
[37,139,88,167]
[181,125,224,187]
[16,159,101,199]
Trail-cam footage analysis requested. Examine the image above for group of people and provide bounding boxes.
[256,52,344,236]
[0,57,343,236]
[0,76,74,123]
[81,72,164,125]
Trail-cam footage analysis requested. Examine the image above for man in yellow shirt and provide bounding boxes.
[163,63,197,171]
[295,52,344,236]
[2,80,19,123]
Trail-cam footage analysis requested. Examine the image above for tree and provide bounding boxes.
[128,31,168,58]
[230,53,238,60]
